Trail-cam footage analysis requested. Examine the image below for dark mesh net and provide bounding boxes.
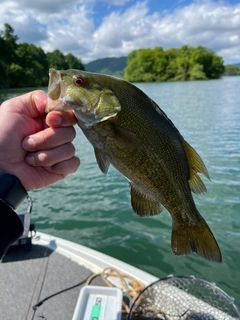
[128,276,240,320]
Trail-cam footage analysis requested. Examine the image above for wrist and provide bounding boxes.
[0,170,28,209]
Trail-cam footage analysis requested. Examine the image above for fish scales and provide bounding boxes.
[46,69,222,263]
[92,78,189,198]
[79,77,198,224]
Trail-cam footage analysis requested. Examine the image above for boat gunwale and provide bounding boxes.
[33,231,158,286]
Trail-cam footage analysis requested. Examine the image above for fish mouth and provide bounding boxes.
[46,68,73,113]
[45,68,104,125]
[46,68,120,127]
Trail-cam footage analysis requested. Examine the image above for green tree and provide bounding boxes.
[0,34,6,88]
[124,50,141,82]
[65,53,84,70]
[175,45,193,80]
[210,54,225,78]
[164,48,179,81]
[224,64,240,76]
[10,43,49,87]
[0,23,18,88]
[190,46,224,79]
[124,45,224,82]
[47,50,68,70]
[137,49,157,81]
[125,48,164,82]
[188,64,207,80]
[0,23,85,88]
[47,51,84,71]
[152,47,168,81]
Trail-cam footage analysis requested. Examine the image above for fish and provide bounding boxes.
[46,68,222,263]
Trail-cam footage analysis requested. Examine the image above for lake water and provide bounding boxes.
[1,77,240,307]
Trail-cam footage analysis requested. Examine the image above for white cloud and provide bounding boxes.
[0,0,240,64]
[102,0,133,5]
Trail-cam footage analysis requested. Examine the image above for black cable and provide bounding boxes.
[32,273,93,311]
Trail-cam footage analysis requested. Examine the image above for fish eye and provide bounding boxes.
[74,77,85,86]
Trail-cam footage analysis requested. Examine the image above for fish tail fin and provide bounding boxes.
[171,217,222,263]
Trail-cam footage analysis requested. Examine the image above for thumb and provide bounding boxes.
[46,111,77,128]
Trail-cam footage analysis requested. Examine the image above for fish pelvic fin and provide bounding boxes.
[171,217,222,263]
[182,139,210,194]
[94,147,110,174]
[130,184,162,217]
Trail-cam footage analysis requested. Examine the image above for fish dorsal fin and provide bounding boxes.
[94,147,110,174]
[130,183,163,217]
[182,139,210,194]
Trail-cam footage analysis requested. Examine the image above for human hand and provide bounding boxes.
[0,90,80,191]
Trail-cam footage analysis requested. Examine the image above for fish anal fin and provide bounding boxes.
[182,139,210,193]
[94,147,110,174]
[130,184,162,217]
[171,217,222,263]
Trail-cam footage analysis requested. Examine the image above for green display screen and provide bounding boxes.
[90,299,102,320]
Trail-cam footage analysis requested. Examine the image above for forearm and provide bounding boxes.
[0,170,27,260]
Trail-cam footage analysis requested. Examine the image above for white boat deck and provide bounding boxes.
[0,232,157,320]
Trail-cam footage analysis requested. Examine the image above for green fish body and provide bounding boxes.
[46,69,222,263]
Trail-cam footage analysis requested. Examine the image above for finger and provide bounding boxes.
[25,143,76,167]
[22,126,76,151]
[31,90,48,116]
[46,110,77,128]
[44,156,80,177]
[1,90,47,118]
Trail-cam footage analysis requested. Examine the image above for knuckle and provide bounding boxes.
[65,142,76,157]
[66,126,76,141]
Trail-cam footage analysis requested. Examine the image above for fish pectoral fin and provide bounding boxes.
[94,148,110,174]
[130,184,162,217]
[108,123,141,149]
[182,139,210,194]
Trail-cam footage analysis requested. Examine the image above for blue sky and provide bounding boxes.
[0,0,240,64]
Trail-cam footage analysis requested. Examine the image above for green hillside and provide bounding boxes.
[84,57,127,77]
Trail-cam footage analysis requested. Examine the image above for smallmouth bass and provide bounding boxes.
[46,69,222,263]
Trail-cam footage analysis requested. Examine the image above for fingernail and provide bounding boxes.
[26,154,36,165]
[26,137,35,150]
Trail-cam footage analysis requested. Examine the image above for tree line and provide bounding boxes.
[0,23,231,89]
[223,64,240,76]
[124,46,225,82]
[0,24,84,89]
